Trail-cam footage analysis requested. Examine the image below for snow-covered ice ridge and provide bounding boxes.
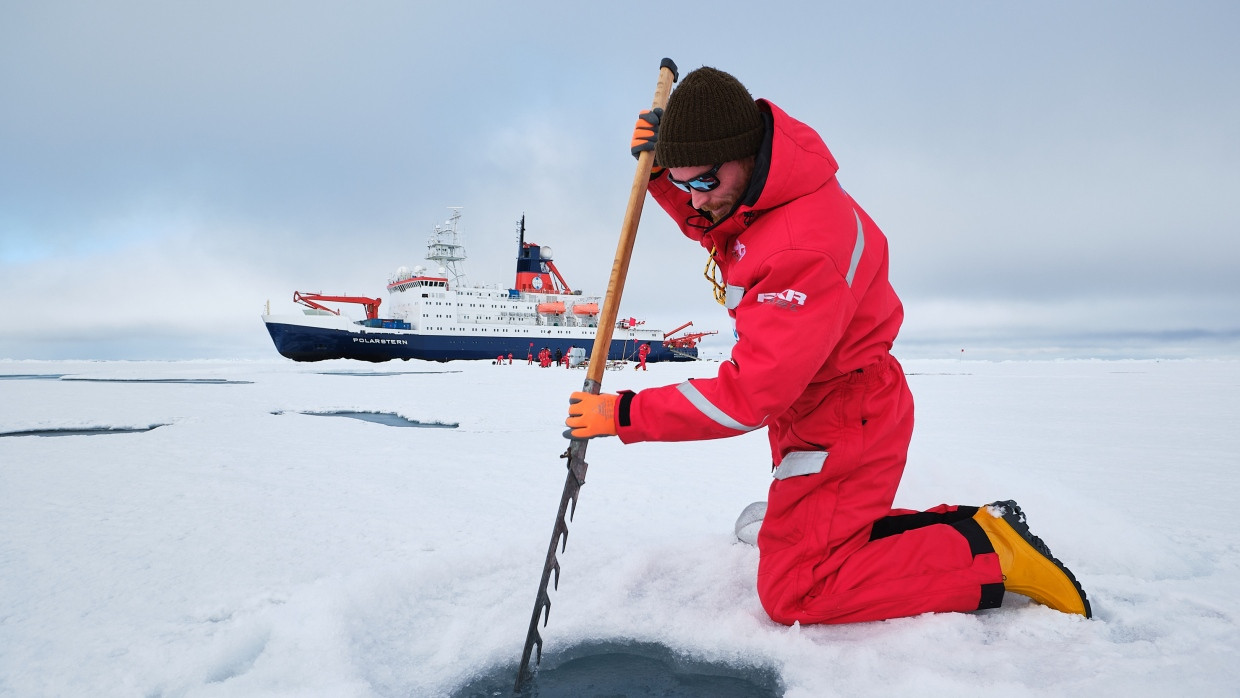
[2,358,1237,696]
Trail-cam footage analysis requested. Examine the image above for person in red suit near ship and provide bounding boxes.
[636,342,651,371]
[566,66,1090,625]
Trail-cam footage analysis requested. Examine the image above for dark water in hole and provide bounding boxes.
[454,641,782,697]
[277,411,458,429]
[0,374,66,380]
[0,424,167,438]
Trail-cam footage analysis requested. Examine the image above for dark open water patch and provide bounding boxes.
[273,410,458,429]
[456,641,782,697]
[317,370,463,376]
[0,374,66,380]
[59,377,253,384]
[0,424,168,438]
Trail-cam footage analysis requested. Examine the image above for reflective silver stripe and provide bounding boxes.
[773,451,828,480]
[845,209,865,287]
[724,284,745,309]
[677,381,763,432]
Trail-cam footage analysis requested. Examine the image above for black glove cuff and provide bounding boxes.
[617,390,636,428]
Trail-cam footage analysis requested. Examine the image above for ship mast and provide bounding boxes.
[426,207,467,286]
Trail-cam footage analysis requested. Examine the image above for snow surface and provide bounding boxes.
[2,358,1238,696]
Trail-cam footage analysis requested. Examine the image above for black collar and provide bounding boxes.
[740,110,774,208]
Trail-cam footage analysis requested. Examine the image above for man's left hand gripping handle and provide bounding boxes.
[564,391,619,440]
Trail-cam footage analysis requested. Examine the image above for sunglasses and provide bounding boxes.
[666,164,723,192]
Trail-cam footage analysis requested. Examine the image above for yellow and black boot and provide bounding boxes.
[973,500,1092,618]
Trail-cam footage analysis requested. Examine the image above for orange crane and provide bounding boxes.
[663,321,718,349]
[293,291,382,320]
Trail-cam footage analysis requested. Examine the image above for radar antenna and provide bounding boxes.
[426,207,467,286]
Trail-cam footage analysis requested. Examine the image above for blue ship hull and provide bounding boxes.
[263,320,696,363]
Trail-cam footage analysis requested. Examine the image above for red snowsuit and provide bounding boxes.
[638,343,651,370]
[615,101,1004,624]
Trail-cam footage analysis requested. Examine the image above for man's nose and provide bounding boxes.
[690,189,710,208]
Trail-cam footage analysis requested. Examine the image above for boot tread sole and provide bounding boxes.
[988,500,1092,619]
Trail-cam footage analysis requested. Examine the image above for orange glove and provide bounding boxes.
[564,391,619,440]
[630,108,665,177]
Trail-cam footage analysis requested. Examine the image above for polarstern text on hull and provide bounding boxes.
[261,210,715,363]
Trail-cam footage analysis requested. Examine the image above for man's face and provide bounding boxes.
[667,158,754,222]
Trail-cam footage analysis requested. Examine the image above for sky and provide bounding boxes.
[2,1,1238,361]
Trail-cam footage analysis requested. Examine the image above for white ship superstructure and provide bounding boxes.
[261,210,712,363]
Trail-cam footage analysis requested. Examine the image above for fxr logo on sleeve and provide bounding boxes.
[756,289,807,309]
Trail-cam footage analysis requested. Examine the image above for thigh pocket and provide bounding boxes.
[761,451,834,556]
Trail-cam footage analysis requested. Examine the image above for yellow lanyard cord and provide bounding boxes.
[704,247,726,306]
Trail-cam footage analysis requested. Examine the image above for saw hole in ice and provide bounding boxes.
[459,640,782,697]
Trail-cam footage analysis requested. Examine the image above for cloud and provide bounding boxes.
[2,1,1238,360]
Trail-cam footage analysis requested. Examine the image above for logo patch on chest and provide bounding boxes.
[731,240,746,262]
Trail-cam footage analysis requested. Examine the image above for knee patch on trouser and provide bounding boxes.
[870,506,1004,611]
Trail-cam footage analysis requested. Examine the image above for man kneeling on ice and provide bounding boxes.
[565,66,1090,624]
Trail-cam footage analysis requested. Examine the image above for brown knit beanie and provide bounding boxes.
[655,66,763,168]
